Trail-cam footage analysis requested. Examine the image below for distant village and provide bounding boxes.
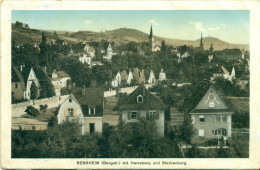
[11,21,250,158]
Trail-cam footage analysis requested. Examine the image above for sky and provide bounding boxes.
[12,10,250,44]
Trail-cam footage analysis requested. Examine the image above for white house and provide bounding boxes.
[181,52,189,58]
[79,54,92,66]
[84,44,95,58]
[211,66,236,83]
[111,71,121,87]
[51,69,71,96]
[127,70,134,85]
[23,67,40,100]
[189,84,233,140]
[57,88,104,135]
[159,69,166,81]
[102,43,117,61]
[148,70,156,84]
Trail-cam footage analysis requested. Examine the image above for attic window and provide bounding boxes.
[69,98,72,102]
[137,95,143,103]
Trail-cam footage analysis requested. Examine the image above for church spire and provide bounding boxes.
[149,24,153,38]
[200,32,204,51]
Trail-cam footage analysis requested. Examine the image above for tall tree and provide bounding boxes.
[30,81,38,100]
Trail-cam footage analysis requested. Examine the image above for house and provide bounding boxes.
[84,44,95,58]
[111,71,121,88]
[189,83,233,139]
[12,66,54,100]
[102,43,117,60]
[211,66,235,82]
[51,69,71,96]
[57,88,104,134]
[12,66,25,100]
[181,52,189,58]
[159,69,166,81]
[56,39,67,46]
[127,70,134,85]
[208,54,214,63]
[215,48,244,59]
[118,85,167,136]
[79,54,92,66]
[148,69,156,84]
[133,68,146,85]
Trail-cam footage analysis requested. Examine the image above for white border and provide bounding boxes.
[1,0,260,169]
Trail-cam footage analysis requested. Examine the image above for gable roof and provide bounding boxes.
[73,88,104,106]
[189,81,232,114]
[118,85,167,110]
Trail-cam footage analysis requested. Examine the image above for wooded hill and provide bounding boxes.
[12,27,249,51]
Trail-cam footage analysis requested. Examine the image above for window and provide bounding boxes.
[221,116,227,122]
[216,115,227,122]
[15,83,18,88]
[199,115,205,123]
[137,95,143,103]
[149,111,156,119]
[68,108,74,116]
[199,129,204,137]
[89,108,95,115]
[69,98,72,102]
[131,112,137,119]
[216,115,221,122]
[214,128,227,136]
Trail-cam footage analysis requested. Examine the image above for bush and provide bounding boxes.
[25,106,40,117]
[39,104,48,112]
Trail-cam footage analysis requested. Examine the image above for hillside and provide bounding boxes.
[12,27,249,51]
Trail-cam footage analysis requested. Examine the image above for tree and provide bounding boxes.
[177,117,197,144]
[30,81,38,100]
[25,105,40,117]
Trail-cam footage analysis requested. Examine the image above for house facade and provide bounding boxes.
[190,85,233,139]
[79,54,92,66]
[57,88,104,135]
[127,70,134,85]
[148,70,156,84]
[111,71,121,88]
[11,67,25,100]
[118,85,167,136]
[159,69,166,81]
[211,66,235,82]
[102,43,117,60]
[51,69,71,96]
[84,44,95,58]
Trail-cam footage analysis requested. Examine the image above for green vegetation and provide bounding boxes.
[12,119,182,158]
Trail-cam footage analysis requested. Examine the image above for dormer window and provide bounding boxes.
[137,95,143,103]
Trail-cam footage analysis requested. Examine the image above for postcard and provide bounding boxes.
[1,0,260,169]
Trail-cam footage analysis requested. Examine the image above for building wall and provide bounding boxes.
[83,117,103,134]
[191,113,232,138]
[57,97,83,124]
[12,82,24,100]
[121,109,165,136]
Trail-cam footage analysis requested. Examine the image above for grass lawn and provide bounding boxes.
[22,107,57,122]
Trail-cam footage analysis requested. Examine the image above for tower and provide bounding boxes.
[149,25,155,52]
[200,32,204,51]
